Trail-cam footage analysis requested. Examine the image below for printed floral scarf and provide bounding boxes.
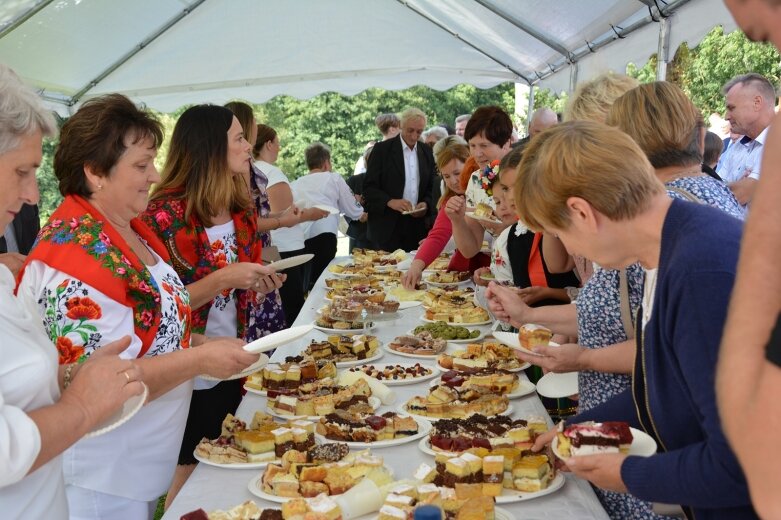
[141,190,261,338]
[20,195,173,358]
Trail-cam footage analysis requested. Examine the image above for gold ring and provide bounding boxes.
[123,371,131,383]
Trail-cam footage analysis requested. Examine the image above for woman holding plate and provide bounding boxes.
[142,103,284,508]
[19,94,260,519]
[518,121,754,519]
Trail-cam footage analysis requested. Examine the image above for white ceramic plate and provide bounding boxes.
[418,436,456,457]
[536,371,579,399]
[265,253,314,272]
[316,417,432,448]
[424,278,472,288]
[243,325,314,354]
[494,472,566,503]
[466,213,502,225]
[314,204,339,215]
[439,345,529,372]
[199,354,269,382]
[343,362,441,386]
[334,350,384,367]
[420,316,492,326]
[428,378,536,399]
[552,426,657,461]
[193,451,278,469]
[397,401,513,422]
[266,396,382,421]
[248,470,394,504]
[494,507,513,520]
[84,383,148,438]
[407,327,486,344]
[313,324,367,334]
[382,342,445,360]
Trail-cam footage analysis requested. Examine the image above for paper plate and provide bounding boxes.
[265,254,314,272]
[199,354,269,382]
[492,330,560,357]
[466,213,502,225]
[552,426,657,461]
[536,371,579,399]
[243,324,314,354]
[314,204,339,215]
[84,383,148,438]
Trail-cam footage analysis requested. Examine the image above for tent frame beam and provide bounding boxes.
[0,0,55,40]
[471,0,574,63]
[68,0,208,106]
[532,0,690,85]
[397,0,532,85]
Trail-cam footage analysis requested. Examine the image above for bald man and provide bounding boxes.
[528,107,558,137]
[717,73,776,205]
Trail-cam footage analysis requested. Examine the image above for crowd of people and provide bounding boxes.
[1,1,781,518]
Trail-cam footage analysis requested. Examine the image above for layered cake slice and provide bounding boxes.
[556,421,633,457]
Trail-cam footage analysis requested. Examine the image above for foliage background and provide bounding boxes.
[35,27,780,220]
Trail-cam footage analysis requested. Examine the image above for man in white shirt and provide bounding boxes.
[363,107,437,251]
[291,142,366,290]
[717,73,776,205]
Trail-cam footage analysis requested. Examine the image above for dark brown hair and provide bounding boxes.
[253,124,278,159]
[54,94,163,197]
[150,104,249,227]
[703,131,723,166]
[463,105,513,147]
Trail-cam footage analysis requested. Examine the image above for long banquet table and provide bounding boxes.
[163,257,610,520]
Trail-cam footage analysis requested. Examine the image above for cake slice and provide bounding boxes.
[512,454,552,492]
[557,421,633,457]
[518,324,552,350]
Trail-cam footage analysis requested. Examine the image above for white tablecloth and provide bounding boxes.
[163,257,609,520]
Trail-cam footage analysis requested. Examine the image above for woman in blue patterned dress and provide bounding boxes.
[488,81,745,519]
[225,102,288,336]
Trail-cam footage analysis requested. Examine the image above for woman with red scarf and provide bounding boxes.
[18,95,261,519]
[141,104,284,507]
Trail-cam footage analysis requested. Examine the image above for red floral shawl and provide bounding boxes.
[19,195,174,358]
[141,190,262,338]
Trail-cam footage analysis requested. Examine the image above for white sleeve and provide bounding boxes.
[0,377,42,487]
[19,260,143,360]
[333,174,364,220]
[490,228,514,282]
[265,167,289,189]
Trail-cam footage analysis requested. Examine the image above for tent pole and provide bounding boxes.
[0,0,55,40]
[569,63,579,93]
[656,16,671,81]
[526,85,536,134]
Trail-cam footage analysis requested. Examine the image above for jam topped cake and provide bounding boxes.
[556,421,633,457]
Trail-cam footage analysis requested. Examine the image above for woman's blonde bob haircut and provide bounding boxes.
[607,81,704,168]
[564,73,639,123]
[151,104,250,227]
[515,121,664,232]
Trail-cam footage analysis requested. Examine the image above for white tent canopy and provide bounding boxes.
[0,0,735,113]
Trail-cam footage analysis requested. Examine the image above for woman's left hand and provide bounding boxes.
[565,453,629,493]
[518,342,585,373]
[254,272,285,294]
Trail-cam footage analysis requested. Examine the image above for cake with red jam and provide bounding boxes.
[556,421,633,457]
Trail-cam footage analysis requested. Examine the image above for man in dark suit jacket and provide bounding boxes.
[363,108,436,252]
[0,203,40,276]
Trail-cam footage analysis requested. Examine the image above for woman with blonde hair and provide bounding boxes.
[142,104,283,507]
[564,72,639,123]
[517,121,754,519]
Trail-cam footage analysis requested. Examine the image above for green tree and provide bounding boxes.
[37,137,61,222]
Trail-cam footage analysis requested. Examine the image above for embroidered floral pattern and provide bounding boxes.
[147,271,191,356]
[40,279,103,363]
[209,231,238,312]
[37,214,161,335]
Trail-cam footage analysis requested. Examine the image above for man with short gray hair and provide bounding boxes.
[454,114,471,137]
[364,107,436,251]
[717,72,777,204]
